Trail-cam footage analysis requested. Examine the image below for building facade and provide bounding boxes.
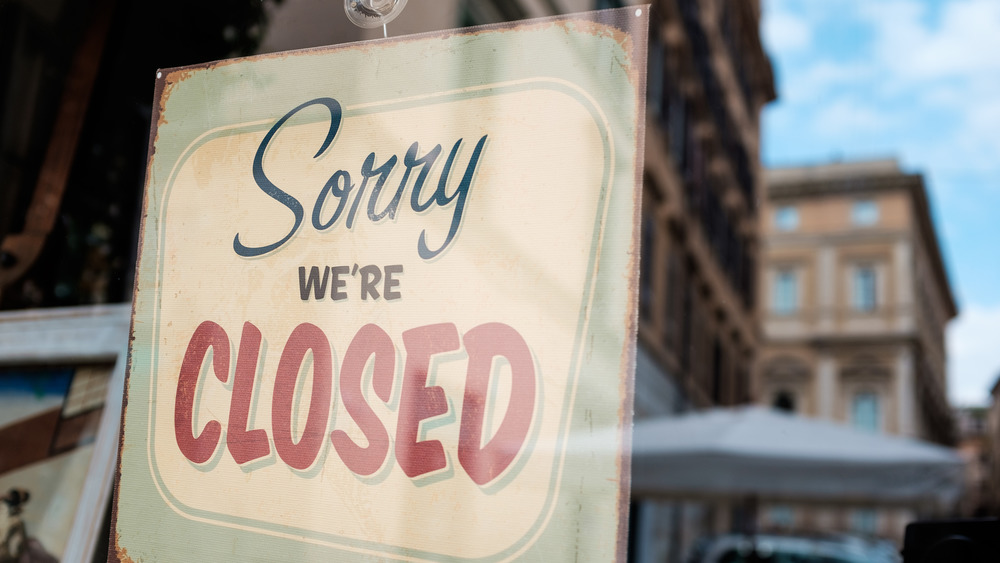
[631,1,774,561]
[636,0,773,417]
[756,160,958,539]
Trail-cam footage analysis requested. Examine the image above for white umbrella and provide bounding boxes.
[629,406,964,509]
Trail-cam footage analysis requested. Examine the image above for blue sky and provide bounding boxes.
[760,0,1000,405]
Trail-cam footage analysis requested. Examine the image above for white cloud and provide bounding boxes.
[952,96,1000,173]
[856,0,1000,115]
[947,303,1000,406]
[862,0,1000,80]
[769,1,1000,190]
[763,9,812,52]
[811,98,893,136]
[781,61,875,104]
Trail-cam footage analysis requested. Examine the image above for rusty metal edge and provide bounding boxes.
[106,63,165,563]
[615,5,650,563]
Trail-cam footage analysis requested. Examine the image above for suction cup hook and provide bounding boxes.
[345,0,408,30]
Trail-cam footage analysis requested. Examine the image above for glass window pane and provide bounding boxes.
[774,206,798,231]
[851,508,878,535]
[852,266,877,311]
[773,269,798,314]
[852,392,880,432]
[851,200,879,226]
[768,505,795,528]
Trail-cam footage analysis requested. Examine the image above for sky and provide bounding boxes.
[759,0,1000,406]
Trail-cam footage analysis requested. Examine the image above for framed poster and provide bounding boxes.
[0,304,130,563]
[113,7,646,561]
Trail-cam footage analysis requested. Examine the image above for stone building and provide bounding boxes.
[756,159,958,539]
[629,0,774,560]
[634,0,773,418]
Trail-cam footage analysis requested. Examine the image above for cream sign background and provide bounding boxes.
[113,9,646,562]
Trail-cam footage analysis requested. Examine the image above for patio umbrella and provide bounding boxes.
[628,406,964,510]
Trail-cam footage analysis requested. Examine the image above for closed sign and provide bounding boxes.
[112,8,646,561]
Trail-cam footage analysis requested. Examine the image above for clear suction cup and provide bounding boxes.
[344,0,408,29]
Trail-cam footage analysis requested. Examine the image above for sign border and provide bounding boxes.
[112,7,647,561]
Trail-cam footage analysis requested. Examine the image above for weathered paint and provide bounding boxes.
[111,7,647,562]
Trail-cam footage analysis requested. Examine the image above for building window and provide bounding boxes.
[681,282,693,371]
[773,390,796,413]
[667,94,687,165]
[851,391,880,432]
[851,508,878,535]
[852,265,877,312]
[663,251,680,349]
[711,338,723,404]
[769,505,795,529]
[851,200,879,226]
[774,206,798,231]
[772,268,798,314]
[639,215,655,322]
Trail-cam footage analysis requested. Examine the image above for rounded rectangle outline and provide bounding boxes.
[135,77,619,562]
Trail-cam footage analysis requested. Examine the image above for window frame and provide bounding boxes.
[773,205,799,232]
[852,264,878,312]
[850,390,881,433]
[850,508,879,535]
[772,267,799,314]
[0,304,130,562]
[851,199,879,227]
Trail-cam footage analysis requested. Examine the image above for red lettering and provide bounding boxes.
[227,322,271,465]
[459,323,536,485]
[330,324,395,476]
[172,319,538,483]
[175,321,230,464]
[395,323,458,478]
[272,323,333,471]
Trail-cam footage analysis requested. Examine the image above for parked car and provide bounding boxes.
[688,533,901,563]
